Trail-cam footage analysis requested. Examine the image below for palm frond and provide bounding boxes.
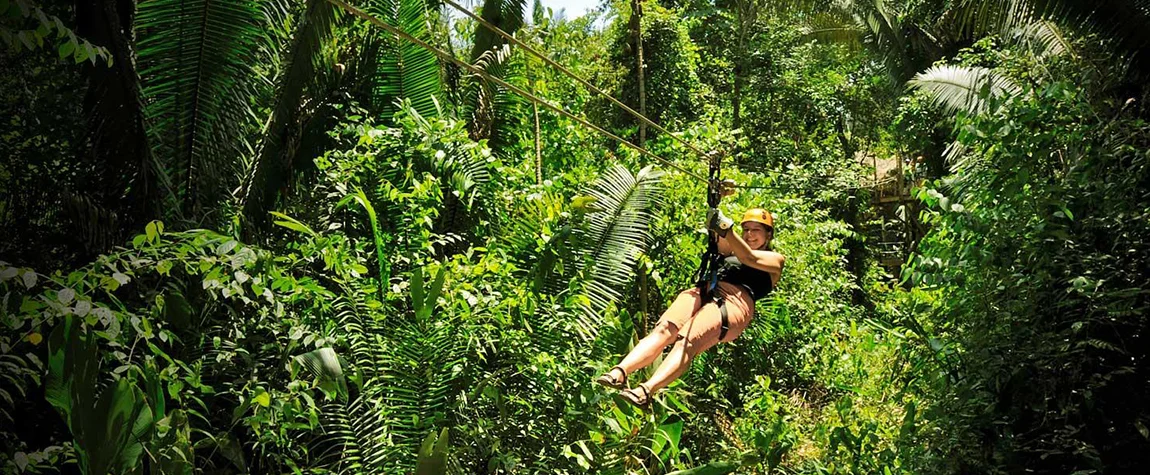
[800,0,932,81]
[1030,0,1150,69]
[945,0,1150,73]
[940,0,1033,44]
[136,0,265,217]
[400,103,493,195]
[307,271,465,474]
[908,64,1021,116]
[367,0,445,119]
[332,293,387,378]
[497,190,571,294]
[463,44,526,152]
[239,0,340,232]
[571,165,665,340]
[372,317,466,472]
[468,0,528,62]
[1013,20,1074,59]
[800,8,864,48]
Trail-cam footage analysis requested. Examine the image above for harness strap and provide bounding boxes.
[716,296,730,342]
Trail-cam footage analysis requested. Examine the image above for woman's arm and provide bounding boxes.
[720,231,784,282]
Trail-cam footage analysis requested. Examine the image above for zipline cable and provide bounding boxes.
[335,0,886,195]
[442,0,714,162]
[327,0,710,183]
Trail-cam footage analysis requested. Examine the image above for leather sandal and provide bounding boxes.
[619,383,652,410]
[595,366,627,390]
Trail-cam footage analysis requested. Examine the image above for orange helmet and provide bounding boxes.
[741,208,774,228]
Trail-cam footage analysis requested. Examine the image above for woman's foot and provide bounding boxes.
[619,383,652,410]
[595,366,627,390]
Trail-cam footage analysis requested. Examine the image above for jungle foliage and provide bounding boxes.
[2,0,1149,473]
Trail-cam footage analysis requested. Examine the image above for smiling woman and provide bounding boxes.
[596,201,785,410]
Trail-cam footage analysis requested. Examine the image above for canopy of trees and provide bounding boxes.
[2,0,1148,473]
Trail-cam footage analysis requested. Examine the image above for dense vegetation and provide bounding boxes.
[2,0,1149,473]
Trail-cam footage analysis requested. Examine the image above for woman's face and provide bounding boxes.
[740,222,773,250]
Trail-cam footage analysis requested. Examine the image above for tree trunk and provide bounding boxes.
[533,101,542,185]
[637,264,649,339]
[75,0,160,231]
[529,60,542,185]
[732,64,742,129]
[836,120,872,310]
[631,0,646,145]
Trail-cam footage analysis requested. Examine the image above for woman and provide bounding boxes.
[595,206,785,408]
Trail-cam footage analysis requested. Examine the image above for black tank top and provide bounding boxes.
[716,256,774,301]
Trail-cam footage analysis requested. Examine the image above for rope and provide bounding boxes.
[328,0,708,183]
[442,0,714,161]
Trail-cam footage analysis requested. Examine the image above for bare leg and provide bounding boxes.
[639,299,735,394]
[615,321,679,375]
[607,288,701,381]
[640,337,697,393]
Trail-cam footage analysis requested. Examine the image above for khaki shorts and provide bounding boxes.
[655,282,755,351]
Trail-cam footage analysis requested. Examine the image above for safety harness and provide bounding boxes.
[692,151,730,341]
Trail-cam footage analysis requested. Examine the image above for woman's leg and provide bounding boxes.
[640,336,695,393]
[615,320,679,375]
[607,288,703,379]
[637,291,754,394]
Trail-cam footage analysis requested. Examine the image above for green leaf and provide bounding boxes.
[415,428,449,475]
[20,269,36,288]
[340,189,388,287]
[58,39,74,59]
[253,390,270,408]
[72,40,88,63]
[145,221,157,242]
[216,240,238,255]
[292,348,348,400]
[269,211,317,236]
[58,288,75,305]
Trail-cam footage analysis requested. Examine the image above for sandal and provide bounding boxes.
[619,383,652,410]
[595,366,627,390]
